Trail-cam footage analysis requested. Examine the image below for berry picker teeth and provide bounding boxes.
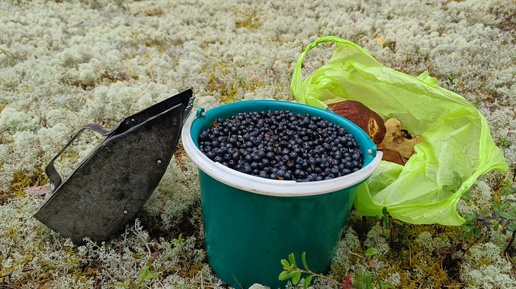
[198,110,364,182]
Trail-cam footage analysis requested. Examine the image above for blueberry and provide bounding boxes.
[198,109,364,183]
[325,174,335,180]
[199,131,209,141]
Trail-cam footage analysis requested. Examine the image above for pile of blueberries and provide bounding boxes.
[198,110,363,182]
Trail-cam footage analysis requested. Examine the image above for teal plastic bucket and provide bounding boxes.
[182,100,382,288]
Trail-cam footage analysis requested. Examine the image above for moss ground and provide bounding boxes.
[0,0,515,288]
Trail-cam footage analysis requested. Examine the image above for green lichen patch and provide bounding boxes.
[1,168,47,203]
[203,60,267,104]
[234,7,262,31]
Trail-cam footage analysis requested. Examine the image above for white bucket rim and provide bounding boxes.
[181,110,383,197]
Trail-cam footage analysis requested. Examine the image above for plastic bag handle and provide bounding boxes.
[291,36,378,107]
[45,123,112,188]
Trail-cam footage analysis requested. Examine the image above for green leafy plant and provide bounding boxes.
[492,183,516,255]
[444,73,458,88]
[374,208,413,249]
[171,233,200,277]
[352,268,373,289]
[470,97,483,107]
[497,136,512,150]
[443,171,464,193]
[349,248,392,289]
[455,211,489,245]
[443,73,462,93]
[456,173,516,255]
[279,250,391,289]
[376,207,390,229]
[116,261,159,289]
[279,252,352,288]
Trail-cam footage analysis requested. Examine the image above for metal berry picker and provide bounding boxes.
[34,89,194,244]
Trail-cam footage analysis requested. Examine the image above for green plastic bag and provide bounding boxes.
[291,36,508,226]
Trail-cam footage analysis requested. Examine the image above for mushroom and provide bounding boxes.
[380,118,422,160]
[329,100,386,144]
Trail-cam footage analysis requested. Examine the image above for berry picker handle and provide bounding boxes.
[45,123,112,189]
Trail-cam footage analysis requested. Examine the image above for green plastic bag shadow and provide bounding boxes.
[291,36,508,226]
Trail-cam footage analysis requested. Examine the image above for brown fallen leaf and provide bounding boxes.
[379,148,406,165]
[23,185,52,197]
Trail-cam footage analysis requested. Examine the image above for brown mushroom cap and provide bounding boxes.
[380,118,423,159]
[329,100,386,144]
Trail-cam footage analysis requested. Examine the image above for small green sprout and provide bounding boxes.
[116,261,159,289]
[279,252,352,289]
[376,207,390,229]
[497,136,512,150]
